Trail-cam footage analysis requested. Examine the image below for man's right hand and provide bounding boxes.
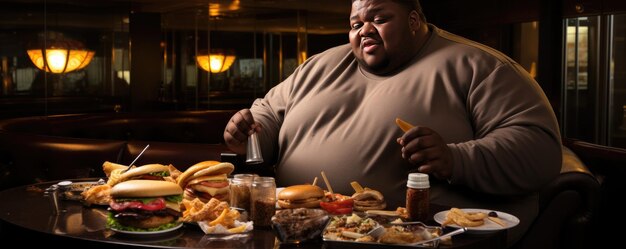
[223,109,260,155]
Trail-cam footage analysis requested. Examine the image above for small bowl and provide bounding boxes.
[271,208,329,244]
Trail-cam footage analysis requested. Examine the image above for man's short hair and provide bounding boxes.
[351,0,427,22]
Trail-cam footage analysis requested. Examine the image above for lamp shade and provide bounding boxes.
[27,32,95,74]
[196,49,236,73]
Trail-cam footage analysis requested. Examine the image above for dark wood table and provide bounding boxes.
[0,179,507,249]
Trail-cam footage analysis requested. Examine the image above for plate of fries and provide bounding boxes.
[433,208,519,233]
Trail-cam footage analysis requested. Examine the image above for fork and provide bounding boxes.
[366,225,386,238]
[410,227,467,246]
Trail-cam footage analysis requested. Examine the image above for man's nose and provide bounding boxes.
[359,22,376,36]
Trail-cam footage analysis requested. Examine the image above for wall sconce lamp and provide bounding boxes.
[26,32,95,74]
[196,49,236,73]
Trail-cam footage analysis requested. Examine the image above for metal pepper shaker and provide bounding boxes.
[246,132,264,164]
[45,181,72,215]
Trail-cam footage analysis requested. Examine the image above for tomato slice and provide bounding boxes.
[109,198,166,211]
[320,198,354,214]
[140,198,166,211]
[332,198,354,207]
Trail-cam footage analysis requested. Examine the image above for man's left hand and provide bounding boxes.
[397,126,453,180]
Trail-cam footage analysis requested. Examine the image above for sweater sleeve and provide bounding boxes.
[448,63,562,195]
[249,73,293,166]
[249,52,317,165]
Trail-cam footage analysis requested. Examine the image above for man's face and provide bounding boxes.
[349,0,414,74]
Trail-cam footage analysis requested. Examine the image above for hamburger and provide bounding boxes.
[120,164,171,181]
[351,189,386,211]
[176,161,235,202]
[277,185,325,209]
[108,180,183,232]
[107,164,171,186]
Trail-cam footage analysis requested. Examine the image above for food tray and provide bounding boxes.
[60,180,106,201]
[322,220,443,249]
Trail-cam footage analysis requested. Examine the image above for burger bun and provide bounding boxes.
[277,185,325,209]
[119,164,169,181]
[177,161,234,187]
[351,189,386,211]
[110,180,183,198]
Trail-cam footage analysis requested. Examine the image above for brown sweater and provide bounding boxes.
[251,25,561,242]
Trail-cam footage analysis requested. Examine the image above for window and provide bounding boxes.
[563,17,600,143]
[563,14,626,149]
[609,14,626,148]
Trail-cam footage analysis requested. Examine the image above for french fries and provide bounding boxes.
[442,208,508,228]
[106,168,126,186]
[395,118,414,132]
[181,198,245,231]
[181,198,231,223]
[228,224,248,233]
[185,197,252,234]
[81,184,111,206]
[102,161,128,177]
[350,181,364,193]
[321,171,335,200]
[443,208,485,227]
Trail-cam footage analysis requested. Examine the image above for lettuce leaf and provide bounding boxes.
[149,171,170,177]
[165,194,182,203]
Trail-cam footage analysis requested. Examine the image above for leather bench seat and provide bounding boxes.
[0,110,236,189]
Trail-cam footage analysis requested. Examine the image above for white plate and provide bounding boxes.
[433,208,519,233]
[110,223,183,235]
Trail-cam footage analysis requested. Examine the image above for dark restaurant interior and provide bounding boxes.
[1,0,626,249]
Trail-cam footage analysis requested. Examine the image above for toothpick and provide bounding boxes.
[320,171,335,201]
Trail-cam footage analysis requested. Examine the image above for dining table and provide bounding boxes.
[0,178,508,249]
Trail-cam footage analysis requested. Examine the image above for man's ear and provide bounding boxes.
[408,10,420,29]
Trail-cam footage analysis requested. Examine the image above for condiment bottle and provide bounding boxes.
[406,173,429,222]
[251,176,276,228]
[230,174,255,211]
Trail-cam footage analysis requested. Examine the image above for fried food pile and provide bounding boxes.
[182,197,251,234]
[80,184,112,206]
[181,198,233,223]
[443,208,506,227]
[379,225,440,245]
